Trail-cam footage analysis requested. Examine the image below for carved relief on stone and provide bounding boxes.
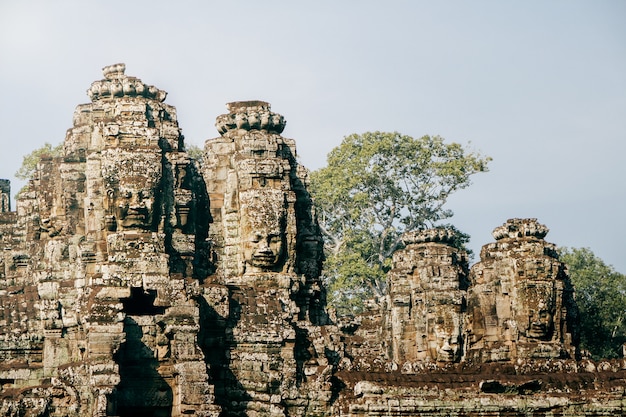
[516,279,557,340]
[87,63,167,102]
[206,100,321,286]
[239,189,287,275]
[215,100,286,135]
[199,100,333,415]
[387,228,469,366]
[466,218,577,362]
[102,150,161,232]
[492,217,549,240]
[401,227,458,245]
[433,309,464,363]
[0,64,225,417]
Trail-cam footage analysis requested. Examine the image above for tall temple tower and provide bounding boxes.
[0,63,219,417]
[201,101,332,416]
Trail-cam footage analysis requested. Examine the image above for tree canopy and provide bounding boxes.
[15,142,63,181]
[309,132,490,315]
[185,143,205,165]
[560,247,626,359]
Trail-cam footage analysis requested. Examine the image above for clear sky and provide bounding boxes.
[1,1,624,271]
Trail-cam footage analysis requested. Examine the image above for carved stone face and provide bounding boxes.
[527,300,554,339]
[114,183,155,230]
[103,151,161,232]
[518,283,555,340]
[433,319,461,362]
[239,190,286,273]
[242,226,284,269]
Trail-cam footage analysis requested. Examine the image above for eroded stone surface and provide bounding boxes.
[466,218,577,363]
[201,100,333,416]
[0,64,217,417]
[386,230,469,365]
[0,180,9,213]
[0,65,623,417]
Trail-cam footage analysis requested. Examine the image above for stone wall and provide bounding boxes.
[0,179,9,212]
[0,64,624,416]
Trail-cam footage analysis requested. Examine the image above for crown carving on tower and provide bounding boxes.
[492,218,549,240]
[401,228,457,245]
[215,100,286,135]
[86,63,167,102]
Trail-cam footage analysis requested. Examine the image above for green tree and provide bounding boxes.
[560,247,626,359]
[309,132,490,315]
[185,143,205,165]
[15,142,63,180]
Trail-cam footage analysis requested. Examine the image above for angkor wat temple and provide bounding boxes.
[0,64,624,416]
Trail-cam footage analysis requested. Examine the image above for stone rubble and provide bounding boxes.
[0,64,624,416]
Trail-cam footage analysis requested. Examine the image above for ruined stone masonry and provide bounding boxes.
[0,64,624,416]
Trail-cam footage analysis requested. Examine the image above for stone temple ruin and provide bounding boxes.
[0,64,624,416]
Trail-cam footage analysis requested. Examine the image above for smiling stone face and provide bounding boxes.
[433,317,462,363]
[103,150,161,232]
[242,226,284,270]
[517,281,556,340]
[239,190,287,273]
[387,231,469,365]
[114,181,156,230]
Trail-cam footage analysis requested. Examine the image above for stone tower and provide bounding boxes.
[204,101,323,287]
[466,218,578,363]
[386,229,470,366]
[0,64,218,416]
[200,101,332,416]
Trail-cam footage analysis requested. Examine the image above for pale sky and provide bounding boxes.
[1,1,624,272]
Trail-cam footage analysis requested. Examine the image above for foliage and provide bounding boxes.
[185,143,205,165]
[560,247,626,359]
[309,132,490,315]
[15,142,63,181]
